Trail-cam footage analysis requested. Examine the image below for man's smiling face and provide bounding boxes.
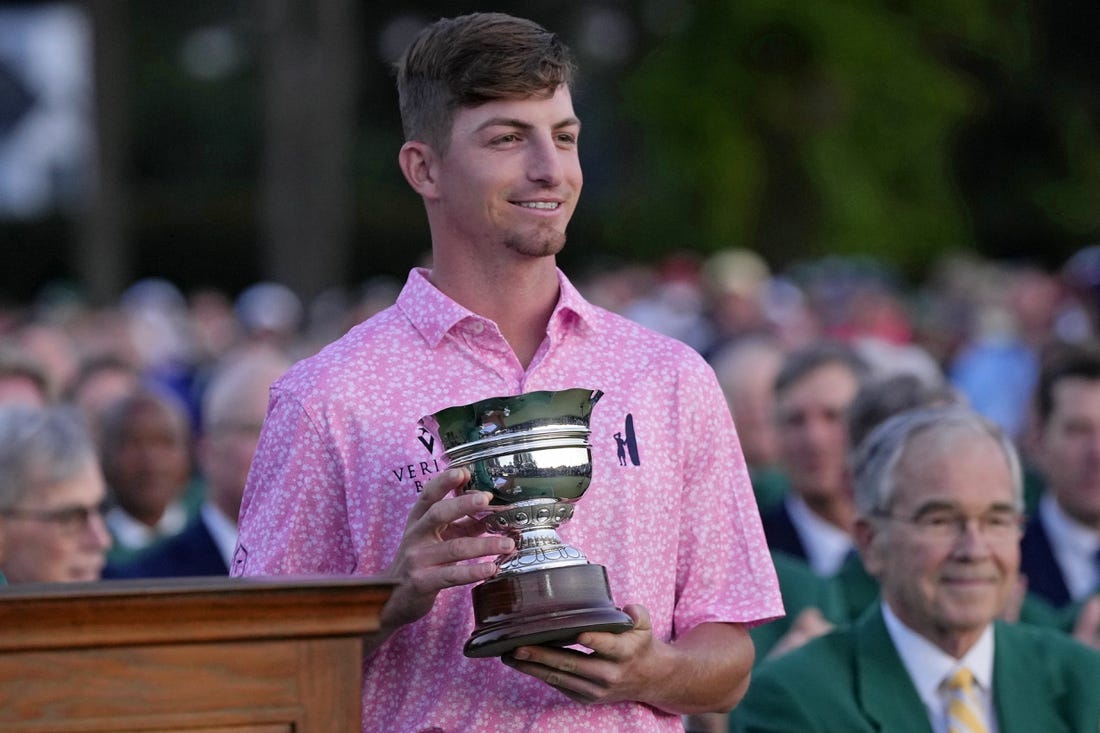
[430,85,582,261]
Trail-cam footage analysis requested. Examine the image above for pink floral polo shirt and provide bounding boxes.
[233,267,783,732]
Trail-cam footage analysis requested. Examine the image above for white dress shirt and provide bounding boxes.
[882,602,999,733]
[105,500,188,551]
[1039,492,1100,601]
[200,501,238,570]
[785,494,854,576]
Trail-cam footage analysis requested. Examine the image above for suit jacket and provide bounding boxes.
[103,514,229,579]
[1020,513,1073,608]
[731,605,1100,733]
[760,502,808,562]
[750,551,848,662]
[832,550,880,621]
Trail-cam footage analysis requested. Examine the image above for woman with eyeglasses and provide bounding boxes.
[0,404,111,584]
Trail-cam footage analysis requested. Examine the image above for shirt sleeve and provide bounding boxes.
[671,362,784,636]
[231,386,355,577]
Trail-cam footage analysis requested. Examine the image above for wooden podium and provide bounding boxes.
[0,576,393,732]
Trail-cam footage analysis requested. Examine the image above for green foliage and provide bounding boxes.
[1032,96,1100,236]
[615,0,1040,273]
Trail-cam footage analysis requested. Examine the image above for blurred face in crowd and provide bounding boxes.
[714,342,783,469]
[102,398,191,527]
[199,419,262,524]
[858,426,1021,657]
[0,375,47,408]
[72,368,140,436]
[1037,376,1100,529]
[775,362,860,510]
[199,394,271,523]
[0,457,111,583]
[198,353,287,523]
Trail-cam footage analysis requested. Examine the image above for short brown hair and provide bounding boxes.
[1035,341,1100,423]
[395,12,576,153]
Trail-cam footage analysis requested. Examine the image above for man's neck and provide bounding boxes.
[800,491,855,533]
[429,253,560,368]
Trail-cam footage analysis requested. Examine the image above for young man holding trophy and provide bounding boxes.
[233,12,782,732]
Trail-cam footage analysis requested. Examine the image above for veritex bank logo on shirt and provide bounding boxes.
[396,413,640,493]
[389,425,444,493]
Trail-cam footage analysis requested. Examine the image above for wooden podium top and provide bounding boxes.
[0,575,395,652]
[0,577,394,730]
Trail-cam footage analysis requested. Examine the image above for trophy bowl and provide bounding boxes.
[420,388,634,657]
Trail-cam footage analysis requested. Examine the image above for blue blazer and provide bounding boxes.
[759,501,808,563]
[1020,513,1072,608]
[731,605,1100,733]
[103,514,229,579]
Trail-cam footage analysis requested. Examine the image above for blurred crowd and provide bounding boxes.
[2,243,1100,651]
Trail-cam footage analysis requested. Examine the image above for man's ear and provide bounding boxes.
[852,516,881,577]
[398,140,440,199]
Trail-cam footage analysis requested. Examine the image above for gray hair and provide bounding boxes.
[0,405,97,510]
[851,405,1023,516]
[0,342,53,402]
[201,350,290,433]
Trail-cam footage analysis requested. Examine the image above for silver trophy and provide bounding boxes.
[420,388,633,657]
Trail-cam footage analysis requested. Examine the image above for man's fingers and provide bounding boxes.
[412,534,514,568]
[573,603,645,658]
[405,468,484,528]
[409,556,501,593]
[422,467,471,500]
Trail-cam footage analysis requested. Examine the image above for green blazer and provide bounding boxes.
[731,605,1100,733]
[832,550,879,621]
[750,551,848,662]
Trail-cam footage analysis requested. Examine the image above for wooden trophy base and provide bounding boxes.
[464,563,634,658]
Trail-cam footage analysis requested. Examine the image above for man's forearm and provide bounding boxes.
[643,622,755,715]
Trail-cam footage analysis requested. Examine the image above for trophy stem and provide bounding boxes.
[483,499,588,573]
[498,527,587,573]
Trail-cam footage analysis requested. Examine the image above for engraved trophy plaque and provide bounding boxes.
[419,388,633,658]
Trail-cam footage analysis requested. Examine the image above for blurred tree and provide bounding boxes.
[2,0,1099,305]
[83,0,130,306]
[614,0,1100,276]
[952,0,1100,263]
[258,0,358,301]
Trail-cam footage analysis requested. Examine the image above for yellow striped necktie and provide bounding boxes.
[944,668,989,733]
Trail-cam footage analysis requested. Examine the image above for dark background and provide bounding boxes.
[2,0,1099,306]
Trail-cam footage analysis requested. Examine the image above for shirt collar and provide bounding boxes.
[104,500,188,550]
[551,267,598,337]
[397,266,597,349]
[785,494,855,575]
[1039,492,1100,599]
[881,601,995,709]
[200,501,239,568]
[1040,491,1100,557]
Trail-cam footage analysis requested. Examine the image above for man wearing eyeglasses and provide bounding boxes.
[0,404,112,584]
[731,405,1100,732]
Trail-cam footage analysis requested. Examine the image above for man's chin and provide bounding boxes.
[504,230,567,258]
[69,565,105,583]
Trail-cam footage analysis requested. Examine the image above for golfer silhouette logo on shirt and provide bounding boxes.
[614,414,641,466]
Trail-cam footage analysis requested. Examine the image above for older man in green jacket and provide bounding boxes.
[732,406,1100,733]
